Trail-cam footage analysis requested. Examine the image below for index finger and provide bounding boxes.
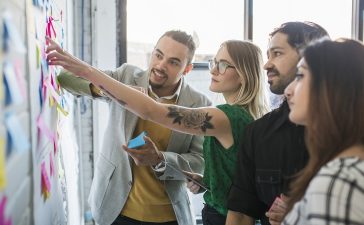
[45,37,62,53]
[142,136,158,149]
[122,144,147,155]
[280,193,289,202]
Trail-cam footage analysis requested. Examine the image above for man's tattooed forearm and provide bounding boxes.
[167,106,214,132]
[99,85,127,106]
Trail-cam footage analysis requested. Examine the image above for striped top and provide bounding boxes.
[283,157,364,225]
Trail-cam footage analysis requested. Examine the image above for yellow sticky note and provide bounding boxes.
[56,103,68,116]
[0,137,7,190]
[49,95,54,107]
[36,45,40,68]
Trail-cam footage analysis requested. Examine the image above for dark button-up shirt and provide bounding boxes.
[227,100,308,225]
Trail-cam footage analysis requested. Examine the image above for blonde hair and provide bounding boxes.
[223,40,270,119]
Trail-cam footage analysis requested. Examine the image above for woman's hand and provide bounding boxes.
[46,37,92,78]
[184,171,203,194]
[265,194,288,225]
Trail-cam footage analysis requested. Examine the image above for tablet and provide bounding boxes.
[182,170,211,192]
[165,162,210,192]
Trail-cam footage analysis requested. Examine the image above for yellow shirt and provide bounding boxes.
[121,95,177,222]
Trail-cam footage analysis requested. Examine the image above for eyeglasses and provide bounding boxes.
[208,59,235,74]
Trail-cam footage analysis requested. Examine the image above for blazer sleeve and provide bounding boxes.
[57,70,95,97]
[57,64,131,101]
[156,93,212,180]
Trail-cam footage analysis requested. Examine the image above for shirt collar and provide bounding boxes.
[148,79,182,102]
[269,99,292,131]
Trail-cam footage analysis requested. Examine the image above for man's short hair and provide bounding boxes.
[270,21,329,52]
[159,30,196,65]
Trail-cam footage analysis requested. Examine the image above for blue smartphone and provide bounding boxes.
[127,131,147,149]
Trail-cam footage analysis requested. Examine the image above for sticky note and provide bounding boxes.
[3,62,24,105]
[128,131,147,149]
[4,113,30,153]
[41,162,51,200]
[0,73,3,102]
[49,152,54,176]
[0,137,6,190]
[3,11,26,54]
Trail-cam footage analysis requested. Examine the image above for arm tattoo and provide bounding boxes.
[167,106,214,132]
[99,85,127,106]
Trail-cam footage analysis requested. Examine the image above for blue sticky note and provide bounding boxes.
[4,113,30,153]
[128,131,147,149]
[3,62,24,105]
[3,12,26,54]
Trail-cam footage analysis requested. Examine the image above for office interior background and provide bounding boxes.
[0,0,363,224]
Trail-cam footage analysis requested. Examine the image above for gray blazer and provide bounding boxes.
[58,64,211,225]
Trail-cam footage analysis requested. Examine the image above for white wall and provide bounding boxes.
[92,0,116,166]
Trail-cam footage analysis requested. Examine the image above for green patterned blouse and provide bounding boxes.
[202,104,254,216]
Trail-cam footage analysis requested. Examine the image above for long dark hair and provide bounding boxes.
[287,38,364,211]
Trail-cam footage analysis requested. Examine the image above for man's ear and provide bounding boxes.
[182,63,194,75]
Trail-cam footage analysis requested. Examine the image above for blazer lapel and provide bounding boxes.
[124,70,149,141]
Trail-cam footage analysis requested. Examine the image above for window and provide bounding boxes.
[252,0,352,108]
[253,0,352,60]
[127,0,245,70]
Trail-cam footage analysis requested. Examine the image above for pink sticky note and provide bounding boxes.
[49,152,54,177]
[13,60,27,99]
[0,195,12,225]
[0,196,7,219]
[41,162,51,191]
[53,138,57,155]
[37,115,56,142]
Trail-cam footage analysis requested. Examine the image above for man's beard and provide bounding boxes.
[267,68,295,95]
[269,75,295,95]
[149,68,167,89]
[149,81,163,89]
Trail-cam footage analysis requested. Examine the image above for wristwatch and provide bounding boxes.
[152,153,166,172]
[154,160,166,170]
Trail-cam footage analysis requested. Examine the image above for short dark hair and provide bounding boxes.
[159,30,196,65]
[270,21,329,51]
